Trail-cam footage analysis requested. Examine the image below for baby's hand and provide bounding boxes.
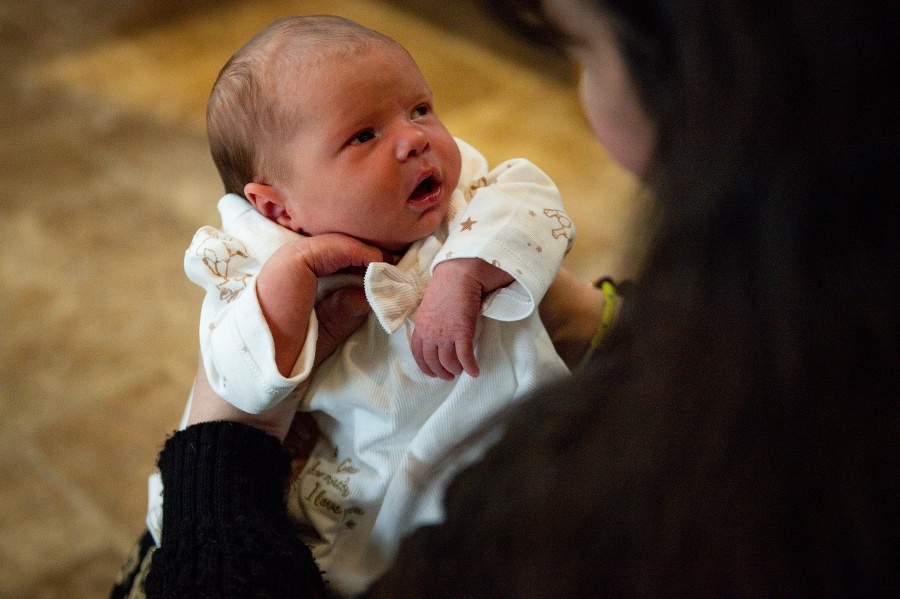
[257,233,386,376]
[412,258,514,380]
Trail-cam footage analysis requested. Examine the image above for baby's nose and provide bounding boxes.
[395,127,429,161]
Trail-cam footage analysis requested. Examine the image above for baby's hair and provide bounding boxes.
[207,15,405,196]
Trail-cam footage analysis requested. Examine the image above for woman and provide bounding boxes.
[116,0,898,596]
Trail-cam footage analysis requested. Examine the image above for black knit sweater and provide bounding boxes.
[144,421,327,598]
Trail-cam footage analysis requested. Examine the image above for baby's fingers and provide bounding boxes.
[455,341,480,379]
[412,335,454,380]
[294,233,389,277]
[423,342,455,380]
[412,335,438,378]
[438,343,465,378]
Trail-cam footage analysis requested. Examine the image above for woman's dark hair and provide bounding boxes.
[370,0,899,595]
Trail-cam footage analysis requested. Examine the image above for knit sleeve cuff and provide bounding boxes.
[157,421,290,539]
[149,422,327,597]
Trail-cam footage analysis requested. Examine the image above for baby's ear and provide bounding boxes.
[244,183,295,229]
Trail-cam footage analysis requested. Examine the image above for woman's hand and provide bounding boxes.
[187,284,371,441]
[539,267,607,369]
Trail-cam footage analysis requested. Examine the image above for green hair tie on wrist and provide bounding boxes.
[578,277,623,370]
[590,278,618,350]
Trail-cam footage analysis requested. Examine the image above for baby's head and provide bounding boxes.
[208,15,462,252]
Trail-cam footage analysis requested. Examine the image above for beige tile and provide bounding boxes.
[0,105,204,431]
[0,437,124,597]
[10,546,125,599]
[0,195,199,431]
[33,368,187,533]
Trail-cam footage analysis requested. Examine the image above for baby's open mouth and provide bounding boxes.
[408,175,436,201]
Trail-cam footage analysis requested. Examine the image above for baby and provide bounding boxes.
[148,15,574,595]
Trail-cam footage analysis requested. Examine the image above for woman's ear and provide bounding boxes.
[244,183,298,229]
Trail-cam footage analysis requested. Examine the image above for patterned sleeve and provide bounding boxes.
[432,140,575,322]
[184,226,317,414]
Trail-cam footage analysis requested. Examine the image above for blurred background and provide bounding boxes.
[0,0,641,595]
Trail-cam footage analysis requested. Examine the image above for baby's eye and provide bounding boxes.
[349,130,376,145]
[411,105,429,119]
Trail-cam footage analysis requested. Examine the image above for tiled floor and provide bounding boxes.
[0,1,641,595]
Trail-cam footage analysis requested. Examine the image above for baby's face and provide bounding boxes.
[272,43,462,253]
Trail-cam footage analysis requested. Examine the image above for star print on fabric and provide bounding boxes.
[536,246,543,253]
[529,210,536,217]
[446,251,454,259]
[460,217,477,231]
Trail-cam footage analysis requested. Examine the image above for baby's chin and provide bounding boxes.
[380,213,449,255]
[418,200,452,239]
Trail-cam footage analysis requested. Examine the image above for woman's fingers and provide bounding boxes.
[313,285,371,366]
